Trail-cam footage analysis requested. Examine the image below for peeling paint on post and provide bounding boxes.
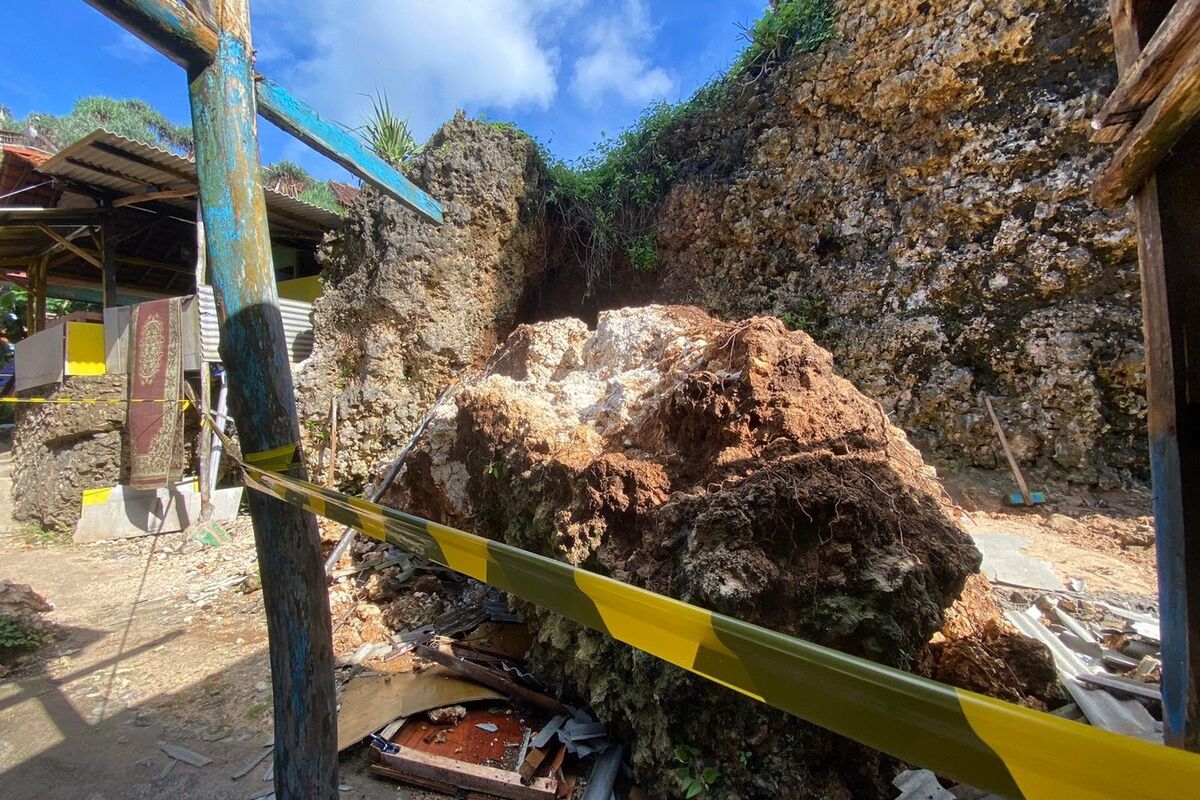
[186,0,337,796]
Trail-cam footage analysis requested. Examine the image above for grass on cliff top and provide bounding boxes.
[541,0,836,292]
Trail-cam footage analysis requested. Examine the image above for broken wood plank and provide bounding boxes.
[337,667,503,750]
[518,745,549,783]
[416,643,570,715]
[112,187,198,207]
[371,745,558,800]
[1094,38,1200,206]
[1093,0,1200,142]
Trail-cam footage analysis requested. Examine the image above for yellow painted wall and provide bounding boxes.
[277,275,323,303]
[64,322,107,376]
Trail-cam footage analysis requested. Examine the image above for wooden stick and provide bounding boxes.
[982,395,1033,506]
[415,643,570,715]
[36,224,101,268]
[327,395,338,488]
[113,187,198,207]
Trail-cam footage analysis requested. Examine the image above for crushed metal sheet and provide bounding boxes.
[893,769,955,800]
[1007,608,1159,741]
[160,742,212,767]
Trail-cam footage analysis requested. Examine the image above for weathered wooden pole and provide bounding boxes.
[186,0,337,794]
[1106,0,1200,750]
[101,213,118,309]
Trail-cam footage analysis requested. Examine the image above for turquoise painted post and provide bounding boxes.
[186,0,337,795]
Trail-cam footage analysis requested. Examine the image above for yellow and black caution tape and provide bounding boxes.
[215,423,1200,799]
[0,396,190,407]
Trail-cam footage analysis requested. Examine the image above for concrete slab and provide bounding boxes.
[969,530,1063,591]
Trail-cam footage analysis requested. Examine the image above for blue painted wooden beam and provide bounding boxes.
[256,78,443,224]
[84,0,217,69]
[85,0,443,223]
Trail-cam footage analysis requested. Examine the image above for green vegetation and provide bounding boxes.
[361,90,421,169]
[673,744,721,798]
[730,0,837,82]
[542,0,835,294]
[780,295,828,336]
[0,615,49,655]
[18,522,72,547]
[9,96,193,155]
[260,159,343,214]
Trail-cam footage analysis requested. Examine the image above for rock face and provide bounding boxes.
[296,114,548,490]
[538,0,1141,484]
[387,305,981,798]
[12,375,127,533]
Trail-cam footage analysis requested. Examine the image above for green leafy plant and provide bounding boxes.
[780,295,828,336]
[543,1,835,296]
[0,615,48,654]
[674,745,720,798]
[360,90,421,169]
[731,0,836,83]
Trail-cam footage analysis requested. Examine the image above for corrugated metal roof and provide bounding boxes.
[37,129,341,240]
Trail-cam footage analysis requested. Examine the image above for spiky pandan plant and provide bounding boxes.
[360,90,420,169]
[15,96,194,154]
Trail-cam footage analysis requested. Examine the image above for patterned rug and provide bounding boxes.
[128,297,184,490]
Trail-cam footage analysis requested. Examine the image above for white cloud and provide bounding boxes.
[252,0,561,143]
[569,0,676,107]
[104,31,155,65]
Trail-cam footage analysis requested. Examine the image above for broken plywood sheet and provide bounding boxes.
[337,666,503,751]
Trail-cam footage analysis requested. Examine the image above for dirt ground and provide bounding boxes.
[0,445,1159,799]
[0,443,430,800]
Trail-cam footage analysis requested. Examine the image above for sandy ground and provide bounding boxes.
[0,447,1160,799]
[0,443,424,800]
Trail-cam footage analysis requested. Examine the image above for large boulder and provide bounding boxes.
[296,113,548,490]
[386,305,981,798]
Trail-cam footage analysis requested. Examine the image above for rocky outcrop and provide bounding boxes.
[536,0,1142,485]
[386,305,981,798]
[295,115,548,490]
[12,375,127,533]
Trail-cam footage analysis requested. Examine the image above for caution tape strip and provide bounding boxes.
[214,424,1199,799]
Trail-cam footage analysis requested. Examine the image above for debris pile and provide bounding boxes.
[1008,593,1164,741]
[0,579,53,674]
[381,305,984,798]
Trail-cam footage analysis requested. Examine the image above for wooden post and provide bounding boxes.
[1108,0,1200,751]
[101,214,118,309]
[195,206,213,521]
[186,0,337,794]
[33,254,48,332]
[327,395,337,488]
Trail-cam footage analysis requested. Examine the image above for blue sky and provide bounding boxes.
[0,0,767,180]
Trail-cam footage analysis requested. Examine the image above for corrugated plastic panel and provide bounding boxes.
[197,285,313,365]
